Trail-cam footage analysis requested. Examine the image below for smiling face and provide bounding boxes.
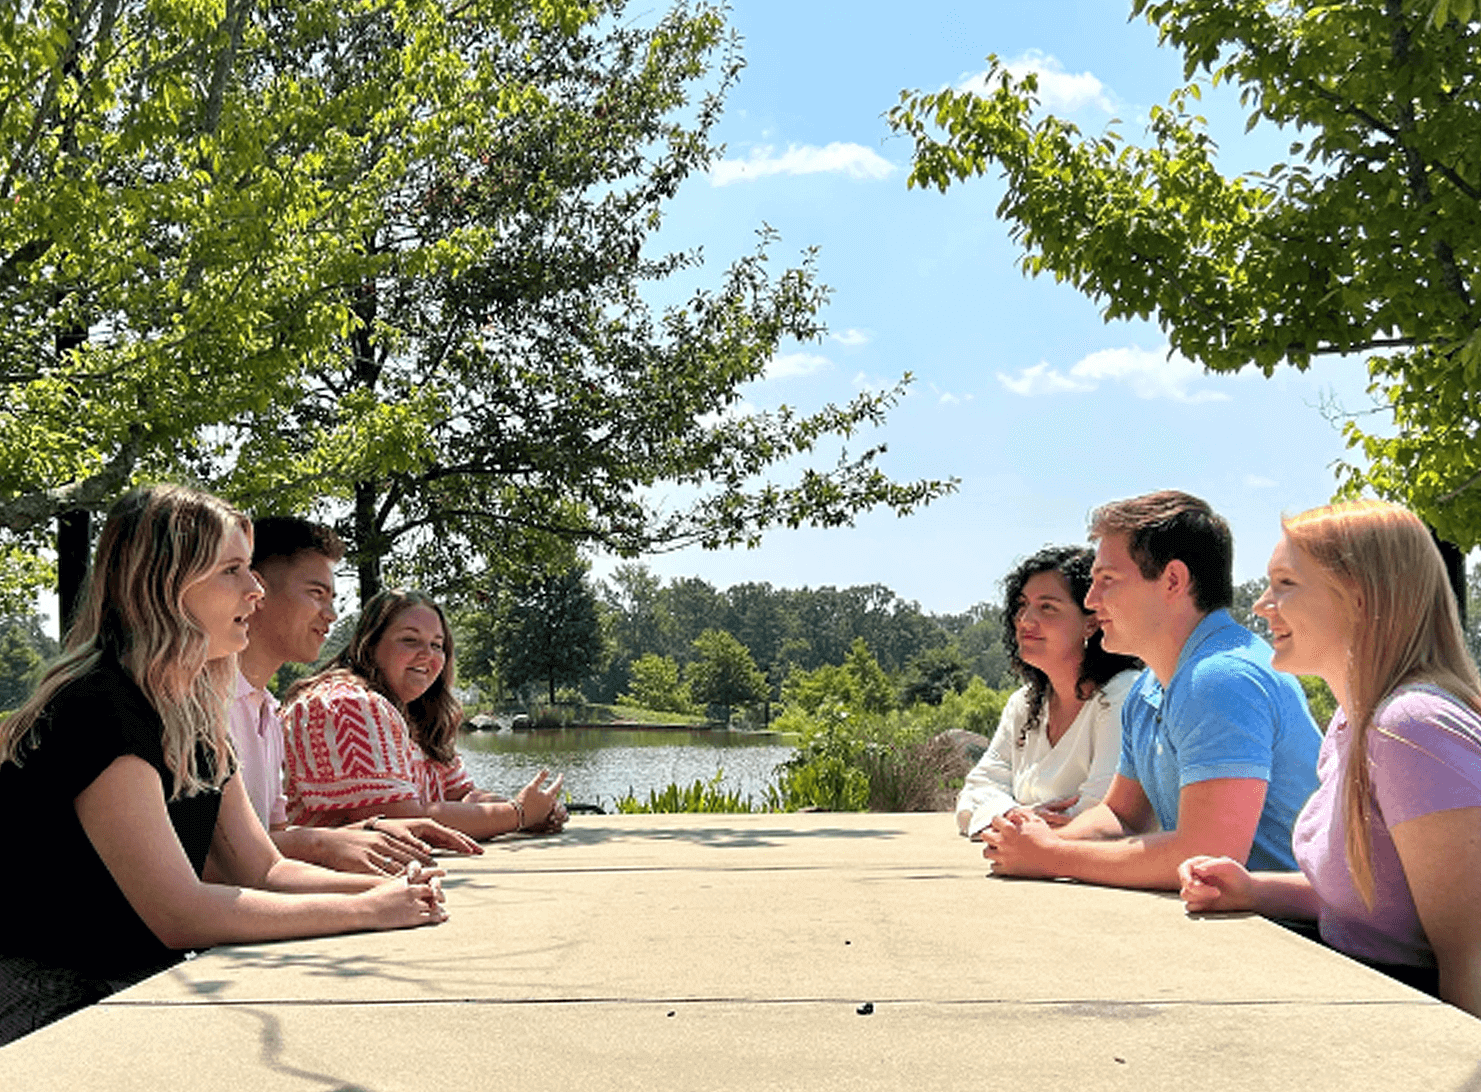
[181,524,263,660]
[249,550,338,669]
[372,603,448,705]
[1083,533,1166,660]
[1014,570,1097,678]
[1255,533,1352,686]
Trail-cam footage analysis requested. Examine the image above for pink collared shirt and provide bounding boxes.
[228,671,289,829]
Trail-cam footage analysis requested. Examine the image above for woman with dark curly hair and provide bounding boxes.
[956,546,1142,838]
[282,589,567,840]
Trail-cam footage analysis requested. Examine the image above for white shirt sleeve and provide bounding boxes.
[955,688,1031,836]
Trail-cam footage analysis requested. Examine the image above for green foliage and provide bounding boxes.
[1299,675,1338,729]
[496,562,606,705]
[898,645,971,707]
[890,2,1481,545]
[212,0,954,598]
[921,676,1013,737]
[781,638,894,716]
[844,637,895,713]
[0,613,57,711]
[0,0,952,609]
[685,628,769,724]
[620,653,698,715]
[614,769,761,813]
[770,685,997,812]
[771,753,870,812]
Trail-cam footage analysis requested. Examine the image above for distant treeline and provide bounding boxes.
[583,563,1014,704]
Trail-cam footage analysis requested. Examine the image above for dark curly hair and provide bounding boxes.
[1002,545,1141,745]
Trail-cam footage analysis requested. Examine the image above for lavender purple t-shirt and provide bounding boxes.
[1292,684,1481,967]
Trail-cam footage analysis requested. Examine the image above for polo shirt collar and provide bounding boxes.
[1137,608,1238,712]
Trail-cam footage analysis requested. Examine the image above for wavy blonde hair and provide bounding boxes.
[0,485,245,797]
[1282,500,1481,907]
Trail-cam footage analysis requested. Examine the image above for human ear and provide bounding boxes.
[1162,559,1192,601]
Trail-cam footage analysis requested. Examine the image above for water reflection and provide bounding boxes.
[457,728,792,811]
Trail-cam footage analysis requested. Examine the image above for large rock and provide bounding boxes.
[937,728,992,769]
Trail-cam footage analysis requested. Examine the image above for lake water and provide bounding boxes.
[457,728,793,812]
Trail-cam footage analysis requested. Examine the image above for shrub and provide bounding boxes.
[614,770,760,813]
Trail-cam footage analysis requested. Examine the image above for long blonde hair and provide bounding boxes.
[0,485,245,797]
[1283,500,1481,907]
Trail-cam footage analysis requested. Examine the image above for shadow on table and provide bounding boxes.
[485,822,906,852]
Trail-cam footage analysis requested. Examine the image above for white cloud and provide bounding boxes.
[851,371,897,395]
[765,352,831,380]
[929,382,973,406]
[997,360,1097,397]
[961,50,1112,114]
[830,328,870,347]
[710,143,896,187]
[1244,474,1278,489]
[998,345,1229,404]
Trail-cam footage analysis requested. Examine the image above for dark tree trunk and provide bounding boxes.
[57,508,90,641]
[1432,531,1466,628]
[355,480,383,605]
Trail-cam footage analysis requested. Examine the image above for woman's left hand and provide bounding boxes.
[1030,795,1080,827]
[514,769,567,833]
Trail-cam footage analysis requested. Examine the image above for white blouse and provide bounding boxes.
[955,669,1138,836]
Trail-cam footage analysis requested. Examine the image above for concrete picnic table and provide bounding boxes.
[3,811,1479,1090]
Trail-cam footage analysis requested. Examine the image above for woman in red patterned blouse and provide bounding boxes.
[283,589,567,839]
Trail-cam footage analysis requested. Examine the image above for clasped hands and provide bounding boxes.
[976,803,1064,878]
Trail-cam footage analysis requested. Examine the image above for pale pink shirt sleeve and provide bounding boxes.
[282,675,421,824]
[227,671,289,829]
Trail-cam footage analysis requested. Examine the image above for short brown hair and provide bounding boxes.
[250,516,346,569]
[1089,490,1233,613]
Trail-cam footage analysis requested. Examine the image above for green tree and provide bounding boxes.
[890,0,1481,544]
[1,0,952,618]
[898,645,970,708]
[685,628,768,725]
[0,0,393,615]
[0,612,57,711]
[498,563,606,705]
[621,653,697,715]
[844,637,895,714]
[219,0,953,601]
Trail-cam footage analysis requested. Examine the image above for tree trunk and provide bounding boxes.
[354,480,383,605]
[57,508,90,641]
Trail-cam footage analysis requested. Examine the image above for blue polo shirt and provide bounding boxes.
[1117,609,1321,871]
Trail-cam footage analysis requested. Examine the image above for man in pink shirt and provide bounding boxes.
[233,517,479,875]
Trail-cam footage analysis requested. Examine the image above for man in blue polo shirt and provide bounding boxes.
[984,490,1320,889]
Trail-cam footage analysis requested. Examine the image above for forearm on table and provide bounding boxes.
[260,855,382,895]
[1056,800,1133,842]
[1245,871,1321,920]
[143,880,386,949]
[271,826,357,869]
[304,798,524,840]
[1038,828,1230,890]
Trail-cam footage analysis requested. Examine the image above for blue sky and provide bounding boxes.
[597,1,1383,615]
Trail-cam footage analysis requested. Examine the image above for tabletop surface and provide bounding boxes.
[3,812,1479,1091]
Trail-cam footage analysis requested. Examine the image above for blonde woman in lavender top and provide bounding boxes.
[1180,501,1481,1016]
